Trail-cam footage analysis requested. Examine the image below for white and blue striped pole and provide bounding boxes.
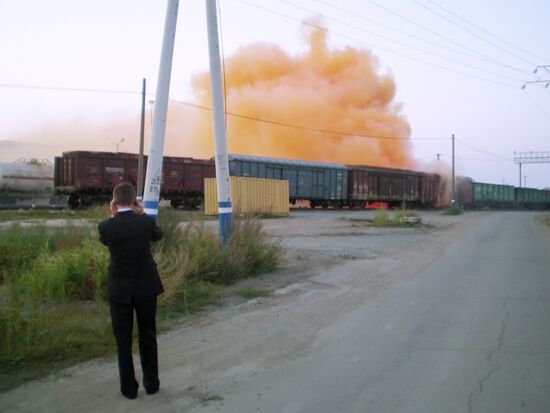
[142,0,179,218]
[205,0,232,245]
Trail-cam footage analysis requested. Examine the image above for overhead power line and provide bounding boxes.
[455,138,512,161]
[278,0,523,83]
[456,156,511,163]
[523,89,550,121]
[237,0,518,89]
[314,0,534,78]
[422,0,549,63]
[412,0,536,67]
[0,83,140,95]
[365,0,537,79]
[169,98,448,141]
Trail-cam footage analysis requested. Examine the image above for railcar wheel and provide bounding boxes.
[68,193,80,209]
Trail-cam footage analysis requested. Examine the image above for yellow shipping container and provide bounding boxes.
[204,176,289,216]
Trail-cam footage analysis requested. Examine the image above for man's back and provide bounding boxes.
[98,211,163,303]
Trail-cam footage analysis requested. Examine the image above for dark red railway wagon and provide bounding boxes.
[55,151,214,208]
[348,166,424,207]
[419,173,440,207]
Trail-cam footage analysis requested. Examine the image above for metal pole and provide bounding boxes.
[137,78,146,199]
[142,0,179,218]
[451,134,455,205]
[206,0,232,245]
[519,163,522,187]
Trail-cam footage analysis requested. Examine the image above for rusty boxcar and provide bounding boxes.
[347,166,439,208]
[55,151,214,208]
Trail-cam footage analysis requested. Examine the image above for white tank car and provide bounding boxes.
[0,159,54,193]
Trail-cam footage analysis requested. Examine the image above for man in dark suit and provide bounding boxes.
[98,183,164,400]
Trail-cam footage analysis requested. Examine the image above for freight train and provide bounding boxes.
[54,151,441,208]
[52,150,550,210]
[54,151,215,208]
[228,154,442,208]
[456,177,550,210]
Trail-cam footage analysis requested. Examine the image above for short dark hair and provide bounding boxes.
[113,183,136,206]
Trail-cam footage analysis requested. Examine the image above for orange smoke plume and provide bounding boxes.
[178,18,414,168]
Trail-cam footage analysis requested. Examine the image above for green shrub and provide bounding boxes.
[0,224,90,285]
[372,209,392,226]
[442,206,464,215]
[14,238,109,304]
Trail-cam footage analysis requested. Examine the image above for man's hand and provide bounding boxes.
[109,199,118,217]
[132,200,145,215]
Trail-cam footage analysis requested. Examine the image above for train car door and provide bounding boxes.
[282,168,298,198]
[266,166,282,180]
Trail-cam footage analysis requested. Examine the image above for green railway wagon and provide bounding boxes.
[472,182,515,208]
[515,187,550,209]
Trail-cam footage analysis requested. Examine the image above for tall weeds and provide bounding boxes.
[0,212,281,382]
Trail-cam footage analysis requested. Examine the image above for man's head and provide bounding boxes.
[112,183,136,207]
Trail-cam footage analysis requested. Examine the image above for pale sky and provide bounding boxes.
[1,0,549,188]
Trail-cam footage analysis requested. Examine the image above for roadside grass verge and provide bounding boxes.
[0,205,212,223]
[0,205,110,222]
[0,212,281,390]
[542,213,550,227]
[352,209,422,228]
[442,206,464,216]
[237,288,271,299]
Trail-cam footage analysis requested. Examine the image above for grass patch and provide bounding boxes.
[0,205,110,222]
[237,288,271,299]
[442,206,464,215]
[542,213,550,227]
[0,211,281,390]
[353,208,422,228]
[0,224,94,285]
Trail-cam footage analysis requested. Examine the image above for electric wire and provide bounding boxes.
[523,89,550,121]
[236,0,518,89]
[455,138,513,161]
[0,83,140,95]
[277,0,524,83]
[169,98,448,141]
[456,156,511,163]
[412,0,536,67]
[365,0,537,78]
[422,0,548,63]
[313,0,534,78]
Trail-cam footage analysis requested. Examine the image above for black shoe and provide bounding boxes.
[121,391,138,400]
[145,386,159,395]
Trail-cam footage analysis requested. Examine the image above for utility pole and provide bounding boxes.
[451,134,455,205]
[206,0,232,245]
[137,78,146,199]
[524,175,527,188]
[142,0,179,218]
[148,100,155,126]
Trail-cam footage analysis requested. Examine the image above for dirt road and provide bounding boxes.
[1,211,549,412]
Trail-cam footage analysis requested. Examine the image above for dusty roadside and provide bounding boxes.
[0,209,471,412]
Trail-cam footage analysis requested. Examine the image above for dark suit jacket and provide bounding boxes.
[98,210,164,304]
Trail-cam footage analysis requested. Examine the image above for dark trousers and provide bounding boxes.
[109,297,159,395]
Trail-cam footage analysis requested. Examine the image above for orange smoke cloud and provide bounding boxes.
[178,19,414,168]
